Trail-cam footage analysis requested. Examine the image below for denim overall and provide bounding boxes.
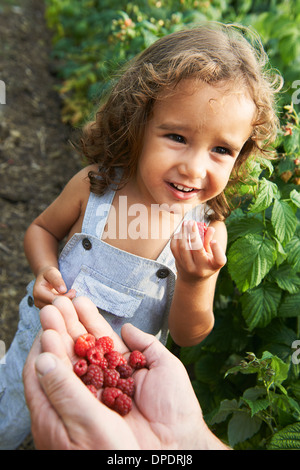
[0,181,209,449]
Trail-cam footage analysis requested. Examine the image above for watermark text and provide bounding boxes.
[292,80,300,105]
[291,340,300,365]
[0,340,6,364]
[0,80,6,104]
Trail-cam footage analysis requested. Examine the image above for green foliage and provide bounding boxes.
[44,0,300,450]
[45,0,300,125]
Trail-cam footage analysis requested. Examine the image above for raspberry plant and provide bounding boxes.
[179,106,300,449]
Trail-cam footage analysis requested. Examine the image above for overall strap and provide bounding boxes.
[81,168,123,238]
[81,190,114,238]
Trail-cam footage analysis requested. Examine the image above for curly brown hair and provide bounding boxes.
[80,22,283,220]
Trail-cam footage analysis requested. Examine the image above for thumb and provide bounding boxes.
[44,268,67,294]
[121,323,178,369]
[35,353,102,441]
[35,352,99,416]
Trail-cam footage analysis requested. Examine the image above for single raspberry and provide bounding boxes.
[116,363,133,378]
[128,350,147,370]
[86,346,104,365]
[105,350,126,369]
[117,377,135,397]
[86,384,98,397]
[74,333,96,357]
[103,369,120,387]
[82,364,104,389]
[114,393,133,416]
[73,358,88,377]
[97,356,109,370]
[101,387,122,408]
[95,336,114,354]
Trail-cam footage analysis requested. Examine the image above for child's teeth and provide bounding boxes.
[173,183,193,192]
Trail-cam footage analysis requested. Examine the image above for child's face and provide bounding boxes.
[135,79,255,213]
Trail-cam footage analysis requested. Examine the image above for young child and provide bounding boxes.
[0,23,281,449]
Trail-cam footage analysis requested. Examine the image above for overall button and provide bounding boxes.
[27,295,34,307]
[156,268,170,279]
[82,238,92,250]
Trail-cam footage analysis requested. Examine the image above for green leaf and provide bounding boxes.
[256,319,298,347]
[269,355,289,386]
[242,397,270,417]
[285,235,300,271]
[228,411,262,447]
[248,178,278,213]
[209,399,239,425]
[226,214,264,243]
[268,422,300,450]
[241,283,281,330]
[278,292,300,318]
[227,234,277,292]
[271,199,297,244]
[283,127,300,154]
[269,264,300,294]
[290,189,300,208]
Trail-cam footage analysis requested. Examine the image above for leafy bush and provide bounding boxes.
[180,105,300,449]
[44,0,300,449]
[45,0,300,125]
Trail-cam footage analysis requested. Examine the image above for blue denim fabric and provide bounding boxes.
[0,281,40,449]
[0,180,209,449]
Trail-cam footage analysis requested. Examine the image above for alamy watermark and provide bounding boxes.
[0,340,6,365]
[0,80,6,104]
[95,197,206,249]
[291,340,300,365]
[292,80,300,105]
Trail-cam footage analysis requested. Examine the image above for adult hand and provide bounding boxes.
[23,296,227,450]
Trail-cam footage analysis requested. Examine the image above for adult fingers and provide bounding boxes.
[72,296,127,353]
[51,296,87,339]
[121,323,178,369]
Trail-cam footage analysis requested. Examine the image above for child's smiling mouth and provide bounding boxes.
[166,181,201,200]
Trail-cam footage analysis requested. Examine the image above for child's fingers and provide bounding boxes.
[63,288,77,300]
[176,221,201,269]
[203,226,215,253]
[210,240,227,268]
[44,267,67,294]
[189,220,204,251]
[33,284,59,309]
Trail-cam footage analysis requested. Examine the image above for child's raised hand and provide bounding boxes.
[33,266,76,309]
[170,220,227,283]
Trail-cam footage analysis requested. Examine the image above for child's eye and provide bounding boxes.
[212,146,232,156]
[167,134,186,144]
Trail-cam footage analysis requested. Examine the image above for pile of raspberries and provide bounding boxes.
[73,333,147,416]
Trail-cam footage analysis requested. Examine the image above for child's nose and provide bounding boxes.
[178,152,207,180]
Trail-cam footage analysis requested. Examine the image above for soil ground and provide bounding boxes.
[0,0,82,449]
